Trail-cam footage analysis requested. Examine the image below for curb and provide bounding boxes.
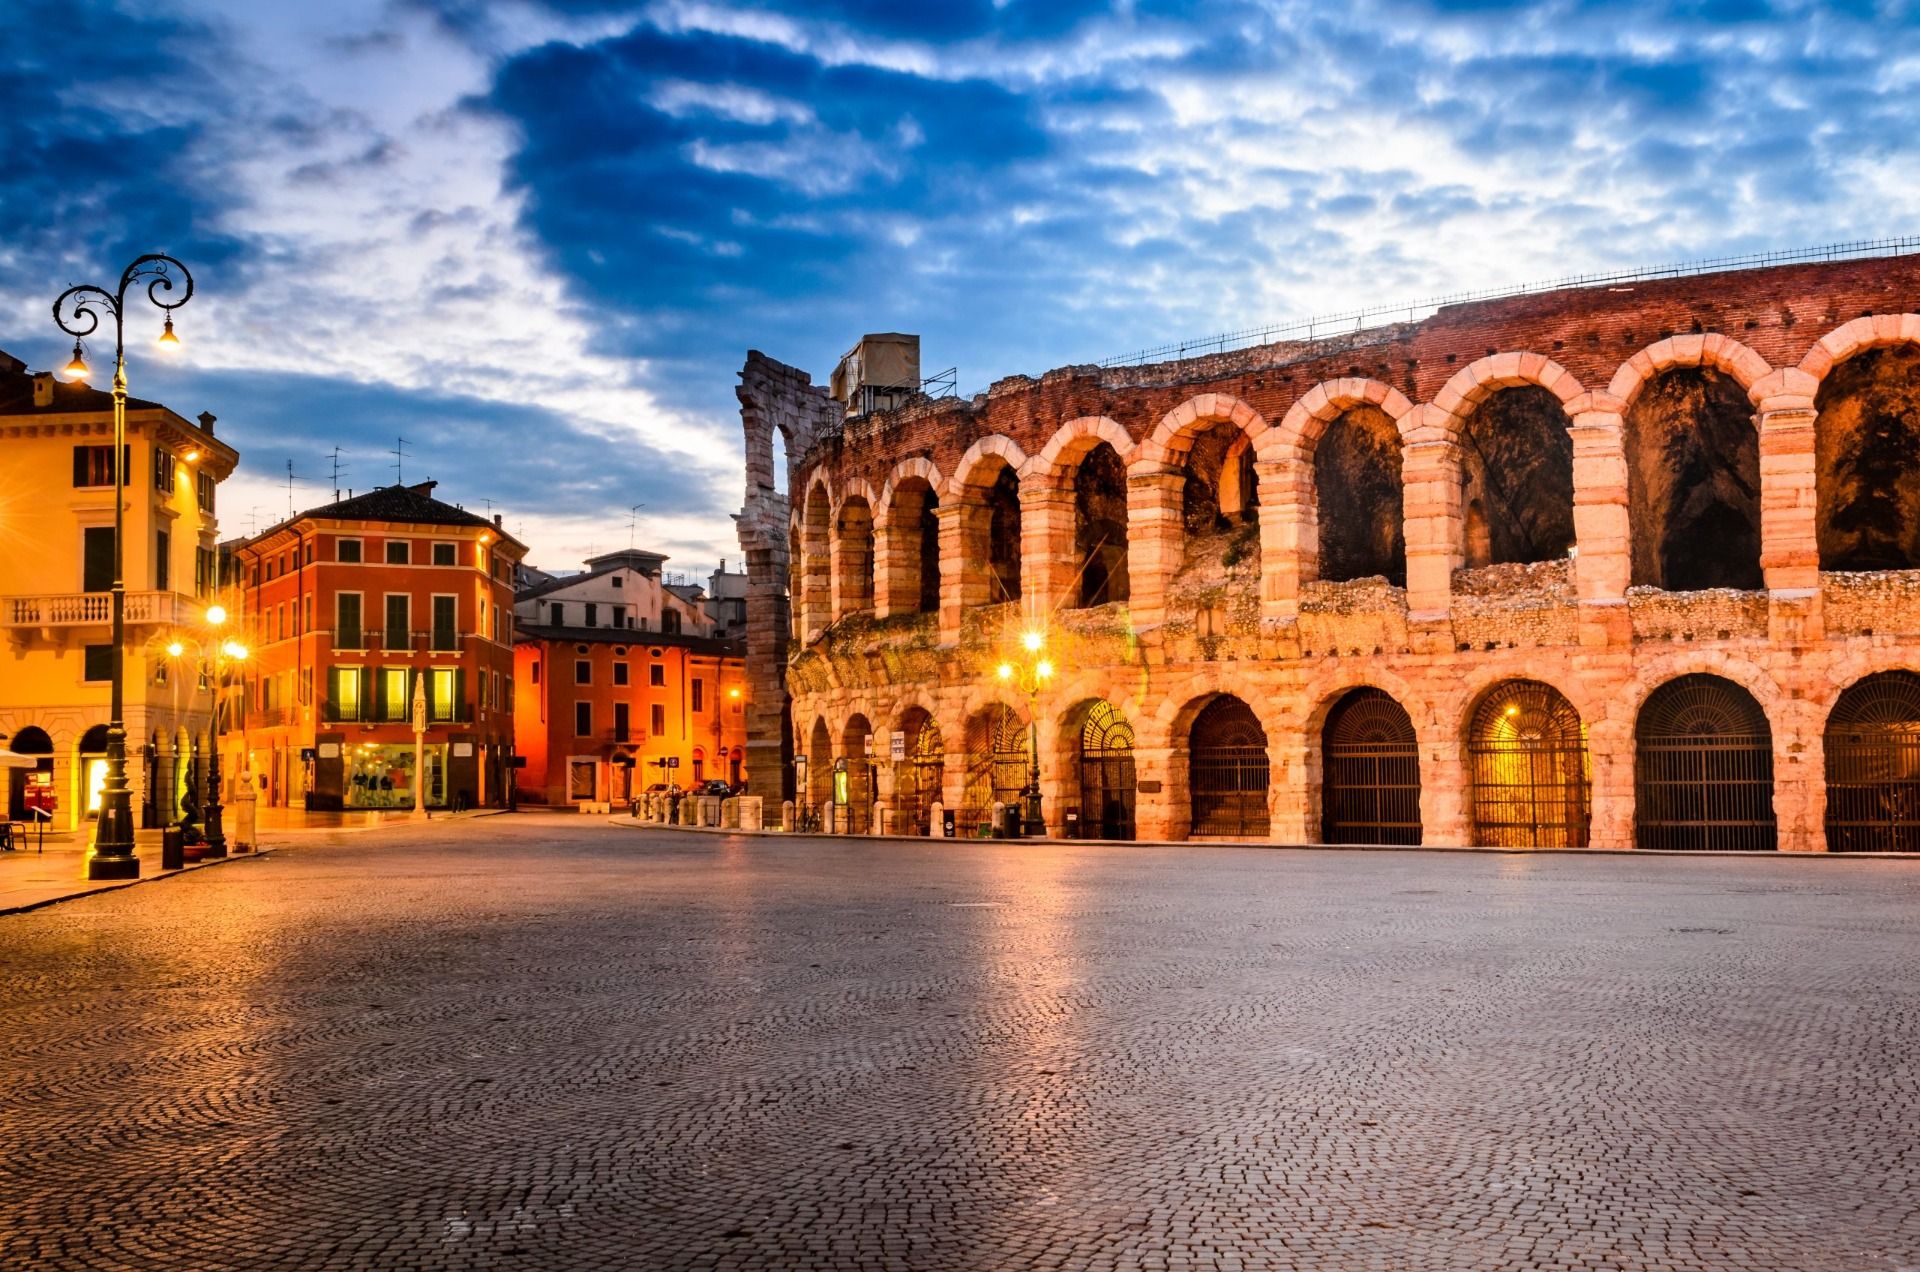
[0,848,272,918]
[606,817,1920,861]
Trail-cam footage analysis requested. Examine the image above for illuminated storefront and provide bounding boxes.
[343,741,448,809]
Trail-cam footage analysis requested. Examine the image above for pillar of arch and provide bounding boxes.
[874,459,943,622]
[830,488,875,620]
[1397,407,1464,619]
[947,437,1027,619]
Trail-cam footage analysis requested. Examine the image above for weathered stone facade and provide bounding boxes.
[741,254,1920,850]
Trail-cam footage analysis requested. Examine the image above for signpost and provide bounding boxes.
[410,674,428,821]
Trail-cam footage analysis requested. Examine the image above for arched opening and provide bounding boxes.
[805,717,832,814]
[800,484,832,638]
[786,526,801,641]
[1626,368,1762,590]
[1634,674,1775,850]
[770,427,789,497]
[1824,670,1920,851]
[1180,420,1259,572]
[1189,695,1269,837]
[955,458,1022,610]
[893,707,944,835]
[833,496,874,617]
[841,714,874,833]
[1467,680,1589,847]
[1073,700,1135,840]
[5,725,54,822]
[1457,387,1576,568]
[1073,442,1129,607]
[961,703,1026,835]
[1816,345,1920,571]
[729,746,744,788]
[1320,688,1421,845]
[882,477,941,615]
[1316,407,1406,584]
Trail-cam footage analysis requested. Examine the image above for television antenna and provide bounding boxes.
[390,435,411,484]
[628,503,645,549]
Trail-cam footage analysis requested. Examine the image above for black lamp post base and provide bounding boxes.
[87,854,141,881]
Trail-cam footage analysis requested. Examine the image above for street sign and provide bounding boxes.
[890,732,906,761]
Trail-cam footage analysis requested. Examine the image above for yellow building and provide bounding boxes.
[0,349,238,833]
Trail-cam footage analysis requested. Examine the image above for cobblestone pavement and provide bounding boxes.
[4,815,1918,1271]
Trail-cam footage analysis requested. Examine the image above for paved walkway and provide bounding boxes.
[4,813,1916,1269]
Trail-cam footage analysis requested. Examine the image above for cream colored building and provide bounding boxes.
[0,349,238,833]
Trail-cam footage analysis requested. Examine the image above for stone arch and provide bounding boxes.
[1055,696,1137,841]
[949,436,1027,608]
[1632,672,1777,851]
[1134,393,1270,470]
[1269,378,1417,459]
[1607,333,1773,409]
[840,712,876,832]
[1275,381,1417,588]
[1182,692,1272,839]
[891,701,946,835]
[958,700,1028,830]
[803,715,832,811]
[1030,416,1135,484]
[1798,314,1920,386]
[1437,355,1586,570]
[876,459,944,617]
[1622,363,1763,589]
[1822,666,1920,852]
[1809,328,1920,571]
[1315,685,1423,846]
[831,492,875,618]
[797,474,834,641]
[1461,677,1591,848]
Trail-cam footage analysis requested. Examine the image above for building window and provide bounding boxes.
[429,668,458,722]
[381,668,411,722]
[613,662,629,687]
[650,703,666,735]
[72,444,126,488]
[531,660,542,685]
[611,575,623,588]
[549,602,564,625]
[692,678,704,712]
[575,659,591,685]
[328,667,365,721]
[613,702,630,742]
[385,594,410,651]
[195,546,215,597]
[432,542,455,566]
[585,603,598,627]
[336,593,363,649]
[431,595,457,650]
[650,663,665,687]
[83,644,112,682]
[575,701,592,737]
[386,540,410,565]
[662,608,681,634]
[153,449,175,493]
[569,759,595,801]
[338,538,363,563]
[197,472,214,513]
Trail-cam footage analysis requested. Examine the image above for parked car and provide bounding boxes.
[696,779,735,798]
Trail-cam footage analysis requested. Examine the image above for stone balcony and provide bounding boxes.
[3,590,186,632]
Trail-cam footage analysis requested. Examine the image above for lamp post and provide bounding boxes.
[55,255,193,879]
[997,629,1053,838]
[169,606,247,858]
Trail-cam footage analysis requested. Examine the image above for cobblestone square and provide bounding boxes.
[4,816,1917,1270]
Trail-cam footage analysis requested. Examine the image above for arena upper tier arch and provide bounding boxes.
[736,252,1920,851]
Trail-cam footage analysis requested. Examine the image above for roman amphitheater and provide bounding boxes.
[734,248,1920,851]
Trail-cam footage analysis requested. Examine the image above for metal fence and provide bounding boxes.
[1634,675,1776,851]
[1190,697,1270,837]
[1321,689,1422,846]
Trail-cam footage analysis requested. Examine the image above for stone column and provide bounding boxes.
[1132,743,1175,841]
[1419,730,1471,848]
[1400,430,1462,622]
[1584,714,1634,850]
[1267,718,1311,843]
[1020,484,1077,614]
[1125,466,1185,632]
[1257,456,1311,622]
[1569,413,1631,647]
[935,502,967,644]
[1756,372,1823,641]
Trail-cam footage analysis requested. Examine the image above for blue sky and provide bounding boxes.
[3,0,1916,573]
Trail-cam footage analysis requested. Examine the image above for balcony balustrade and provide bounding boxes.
[3,591,186,630]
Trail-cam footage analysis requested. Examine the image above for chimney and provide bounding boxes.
[408,480,438,497]
[493,514,503,528]
[31,372,54,408]
[197,411,217,434]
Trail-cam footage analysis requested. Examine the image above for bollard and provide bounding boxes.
[740,796,764,831]
[161,826,184,871]
[990,801,1006,839]
[871,800,885,835]
[781,799,795,832]
[929,801,945,837]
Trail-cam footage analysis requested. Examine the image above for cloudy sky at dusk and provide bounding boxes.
[4,0,1915,575]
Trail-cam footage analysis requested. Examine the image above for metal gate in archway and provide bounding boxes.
[962,706,1027,834]
[1190,696,1269,837]
[1468,680,1590,848]
[1321,688,1421,845]
[1825,671,1920,852]
[1635,675,1775,851]
[1077,701,1135,840]
[894,718,945,835]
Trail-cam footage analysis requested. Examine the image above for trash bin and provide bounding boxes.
[161,827,184,871]
[1001,804,1024,840]
[941,809,956,838]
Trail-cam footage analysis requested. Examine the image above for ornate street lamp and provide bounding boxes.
[997,628,1054,837]
[55,255,194,879]
[167,605,247,858]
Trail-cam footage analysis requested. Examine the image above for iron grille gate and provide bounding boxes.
[1635,675,1775,851]
[1077,701,1136,840]
[1190,696,1270,837]
[1322,688,1422,845]
[1825,671,1920,852]
[962,707,1027,834]
[1468,680,1591,848]
[895,719,944,835]
[844,747,872,834]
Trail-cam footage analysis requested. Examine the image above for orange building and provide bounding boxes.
[513,624,748,806]
[231,482,527,810]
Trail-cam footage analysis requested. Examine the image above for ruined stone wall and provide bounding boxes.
[761,254,1920,848]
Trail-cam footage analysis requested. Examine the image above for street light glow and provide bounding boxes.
[1022,629,1044,653]
[157,317,180,349]
[1036,660,1053,680]
[997,663,1013,681]
[167,642,184,658]
[223,641,248,660]
[206,605,227,626]
[62,341,89,381]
